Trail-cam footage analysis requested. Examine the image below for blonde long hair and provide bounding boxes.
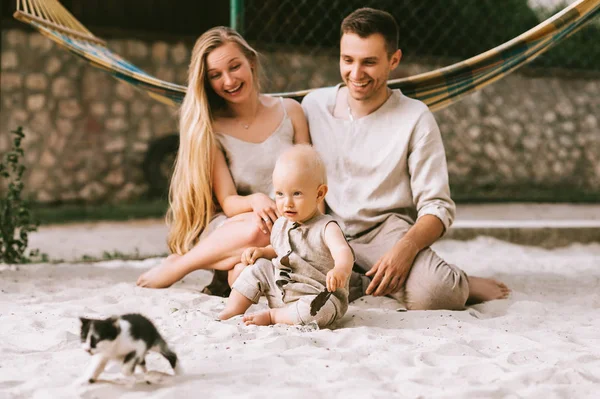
[167,27,261,255]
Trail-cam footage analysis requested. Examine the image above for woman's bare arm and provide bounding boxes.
[285,98,311,145]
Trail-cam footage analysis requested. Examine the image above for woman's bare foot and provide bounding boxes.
[136,254,181,288]
[243,310,272,326]
[466,276,510,305]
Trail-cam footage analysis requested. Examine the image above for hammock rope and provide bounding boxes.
[13,0,600,111]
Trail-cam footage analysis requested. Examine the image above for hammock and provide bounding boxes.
[13,0,600,111]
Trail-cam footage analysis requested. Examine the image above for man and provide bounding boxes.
[302,8,509,310]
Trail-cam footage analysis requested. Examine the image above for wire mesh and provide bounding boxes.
[241,0,600,92]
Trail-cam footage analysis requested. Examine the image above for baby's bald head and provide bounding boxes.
[273,144,327,186]
[272,145,328,222]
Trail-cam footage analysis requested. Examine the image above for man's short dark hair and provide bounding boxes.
[341,8,399,56]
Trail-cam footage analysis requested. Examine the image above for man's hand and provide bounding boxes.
[365,239,419,297]
[326,267,351,293]
[241,247,264,265]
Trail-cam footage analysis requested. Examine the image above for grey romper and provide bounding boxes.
[200,97,295,238]
[232,213,350,328]
[302,85,469,311]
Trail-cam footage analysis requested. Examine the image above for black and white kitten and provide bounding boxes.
[79,313,180,383]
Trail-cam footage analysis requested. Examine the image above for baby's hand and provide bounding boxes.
[241,247,264,265]
[326,268,351,292]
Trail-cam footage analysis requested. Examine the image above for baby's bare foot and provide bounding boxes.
[136,254,180,288]
[467,276,510,305]
[243,310,272,326]
[218,308,241,321]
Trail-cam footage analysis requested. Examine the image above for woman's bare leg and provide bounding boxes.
[136,213,269,288]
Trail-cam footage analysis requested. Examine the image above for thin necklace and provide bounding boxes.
[239,101,260,129]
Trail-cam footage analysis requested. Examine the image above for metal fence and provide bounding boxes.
[234,0,600,92]
[231,0,600,201]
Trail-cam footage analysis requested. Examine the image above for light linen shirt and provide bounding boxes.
[301,85,455,238]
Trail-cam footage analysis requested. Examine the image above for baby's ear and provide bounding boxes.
[317,184,328,200]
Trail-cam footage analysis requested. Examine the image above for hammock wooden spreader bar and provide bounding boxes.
[13,0,600,111]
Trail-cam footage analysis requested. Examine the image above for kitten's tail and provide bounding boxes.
[157,337,182,375]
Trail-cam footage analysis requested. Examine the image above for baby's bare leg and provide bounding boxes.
[137,213,269,288]
[227,263,248,287]
[219,289,253,320]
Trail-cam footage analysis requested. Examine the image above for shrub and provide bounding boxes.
[0,127,39,264]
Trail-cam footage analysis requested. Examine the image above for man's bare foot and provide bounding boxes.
[243,310,272,326]
[136,254,181,288]
[466,276,510,305]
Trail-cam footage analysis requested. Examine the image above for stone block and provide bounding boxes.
[1,51,18,69]
[25,74,48,91]
[29,33,53,53]
[58,99,82,119]
[46,57,62,75]
[1,73,23,91]
[27,94,46,112]
[171,43,189,65]
[116,83,135,101]
[152,42,169,63]
[5,30,27,47]
[52,77,76,98]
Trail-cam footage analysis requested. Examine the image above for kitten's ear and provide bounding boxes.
[79,317,91,326]
[109,316,120,331]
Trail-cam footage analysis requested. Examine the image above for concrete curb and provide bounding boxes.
[446,226,600,248]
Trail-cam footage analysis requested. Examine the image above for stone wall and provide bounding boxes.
[1,29,185,203]
[1,28,599,203]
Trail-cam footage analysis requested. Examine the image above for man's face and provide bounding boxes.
[340,32,400,102]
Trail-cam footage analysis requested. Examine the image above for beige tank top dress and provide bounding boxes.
[200,97,295,238]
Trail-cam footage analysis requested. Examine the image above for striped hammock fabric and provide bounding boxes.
[13,0,600,111]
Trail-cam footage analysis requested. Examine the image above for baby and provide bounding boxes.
[218,144,354,328]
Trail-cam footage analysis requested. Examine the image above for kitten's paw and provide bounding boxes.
[124,376,138,388]
[74,376,93,385]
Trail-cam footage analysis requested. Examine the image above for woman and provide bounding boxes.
[137,27,310,291]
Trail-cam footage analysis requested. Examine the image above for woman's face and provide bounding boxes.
[205,41,255,104]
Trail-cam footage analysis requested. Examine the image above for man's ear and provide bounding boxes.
[390,49,402,70]
[317,184,328,201]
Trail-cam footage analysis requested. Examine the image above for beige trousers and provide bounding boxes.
[233,259,340,328]
[349,215,469,310]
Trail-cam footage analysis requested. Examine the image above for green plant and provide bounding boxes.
[0,127,39,264]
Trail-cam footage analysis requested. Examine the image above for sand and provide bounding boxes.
[1,236,600,398]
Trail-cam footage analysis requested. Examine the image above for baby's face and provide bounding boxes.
[273,162,324,224]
